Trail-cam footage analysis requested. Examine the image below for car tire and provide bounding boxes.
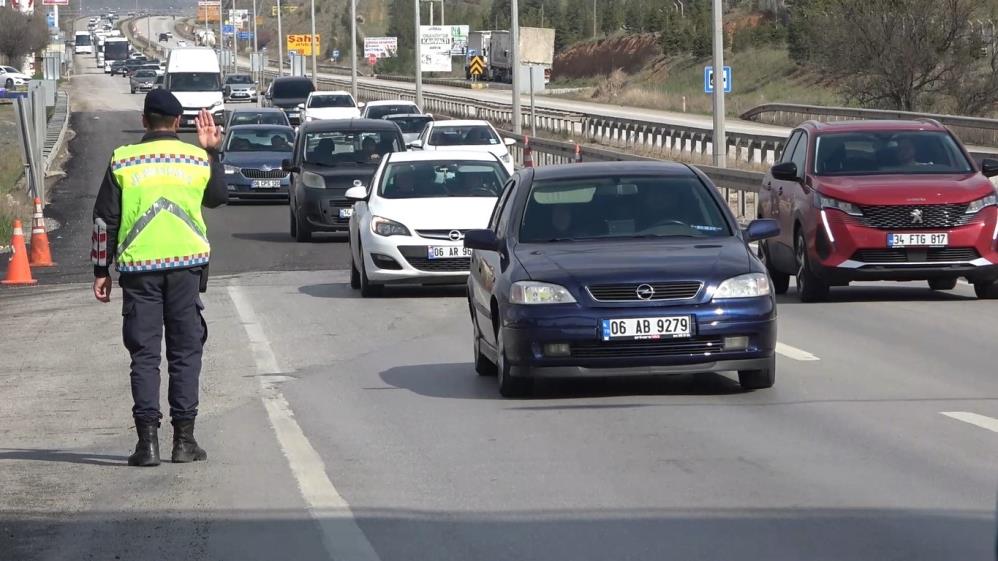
[358,244,383,298]
[350,255,361,289]
[496,328,531,398]
[4,78,13,89]
[974,280,998,299]
[738,357,776,390]
[471,304,497,377]
[294,207,312,243]
[760,241,790,295]
[929,278,958,291]
[795,231,829,303]
[130,87,135,94]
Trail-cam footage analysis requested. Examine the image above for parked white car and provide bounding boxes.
[0,66,31,89]
[409,120,516,175]
[302,90,360,122]
[346,151,511,296]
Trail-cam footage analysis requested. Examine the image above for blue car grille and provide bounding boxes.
[586,281,703,302]
[241,168,288,179]
[570,336,724,359]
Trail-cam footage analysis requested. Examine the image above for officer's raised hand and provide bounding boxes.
[195,108,222,151]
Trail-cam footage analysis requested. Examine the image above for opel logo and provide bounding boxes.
[636,284,655,300]
[448,230,464,241]
[911,208,924,224]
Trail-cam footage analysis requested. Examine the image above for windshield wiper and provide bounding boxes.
[306,161,336,167]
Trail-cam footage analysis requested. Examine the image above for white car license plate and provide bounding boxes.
[427,246,472,260]
[887,232,949,247]
[601,316,693,341]
[251,179,281,189]
[338,208,353,219]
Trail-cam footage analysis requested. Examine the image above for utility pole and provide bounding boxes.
[350,0,358,101]
[233,0,240,69]
[440,0,444,25]
[511,0,521,134]
[309,0,317,79]
[414,0,423,110]
[593,0,597,37]
[276,0,284,76]
[429,2,433,26]
[711,0,726,167]
[251,0,258,59]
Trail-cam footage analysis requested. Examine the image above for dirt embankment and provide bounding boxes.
[553,33,662,79]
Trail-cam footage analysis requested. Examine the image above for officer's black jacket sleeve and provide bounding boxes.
[91,161,121,278]
[203,149,228,208]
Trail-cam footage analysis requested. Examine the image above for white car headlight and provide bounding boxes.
[815,194,863,216]
[713,273,772,300]
[301,171,326,189]
[223,164,239,175]
[510,281,577,305]
[371,216,411,237]
[965,193,997,214]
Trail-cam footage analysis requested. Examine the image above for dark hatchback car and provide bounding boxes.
[223,107,291,130]
[284,119,406,242]
[759,119,998,301]
[464,162,781,397]
[265,76,315,126]
[219,124,296,201]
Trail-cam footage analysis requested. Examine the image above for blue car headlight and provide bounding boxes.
[713,273,771,300]
[224,164,239,175]
[510,281,577,305]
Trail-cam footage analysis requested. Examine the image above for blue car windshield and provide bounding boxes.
[519,175,731,242]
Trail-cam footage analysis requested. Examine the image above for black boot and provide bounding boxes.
[171,419,207,463]
[128,420,161,467]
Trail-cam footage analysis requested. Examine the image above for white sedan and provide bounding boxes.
[346,151,511,296]
[0,66,31,89]
[302,90,360,122]
[409,119,516,175]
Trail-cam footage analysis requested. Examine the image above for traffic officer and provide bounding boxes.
[91,89,227,467]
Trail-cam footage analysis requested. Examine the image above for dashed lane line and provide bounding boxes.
[227,285,382,561]
[776,342,821,362]
[940,412,998,434]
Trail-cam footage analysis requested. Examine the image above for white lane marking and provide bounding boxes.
[776,342,820,362]
[940,412,998,434]
[227,285,381,561]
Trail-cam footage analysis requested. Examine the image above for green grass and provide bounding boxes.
[0,104,30,245]
[558,46,845,118]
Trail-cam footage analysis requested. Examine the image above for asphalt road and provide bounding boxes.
[0,18,996,561]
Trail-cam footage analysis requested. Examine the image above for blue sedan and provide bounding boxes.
[219,124,296,201]
[464,161,781,397]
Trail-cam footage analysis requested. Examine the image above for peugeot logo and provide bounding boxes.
[911,208,924,224]
[448,230,464,241]
[636,284,655,300]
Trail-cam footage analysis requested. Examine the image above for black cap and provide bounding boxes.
[143,89,183,117]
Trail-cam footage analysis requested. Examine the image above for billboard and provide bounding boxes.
[419,26,452,72]
[363,37,397,59]
[42,0,71,6]
[197,1,221,23]
[446,25,470,56]
[287,34,320,56]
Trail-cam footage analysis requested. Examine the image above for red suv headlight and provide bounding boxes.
[814,193,863,217]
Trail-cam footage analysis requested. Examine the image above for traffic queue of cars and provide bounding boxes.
[215,72,998,397]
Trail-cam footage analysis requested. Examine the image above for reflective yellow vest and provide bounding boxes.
[111,139,212,273]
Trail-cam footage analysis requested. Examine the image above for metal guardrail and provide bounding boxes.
[741,102,998,149]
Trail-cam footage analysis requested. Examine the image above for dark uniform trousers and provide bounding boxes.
[120,267,208,423]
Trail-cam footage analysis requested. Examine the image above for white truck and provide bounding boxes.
[487,27,555,84]
[165,47,225,127]
[463,30,492,79]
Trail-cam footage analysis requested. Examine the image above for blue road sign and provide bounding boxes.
[238,31,253,40]
[704,66,732,94]
[223,25,235,35]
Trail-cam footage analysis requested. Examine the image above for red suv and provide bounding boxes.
[759,119,998,302]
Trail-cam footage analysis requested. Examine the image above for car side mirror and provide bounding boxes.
[281,159,299,173]
[297,103,305,109]
[981,158,998,178]
[464,229,500,251]
[771,162,799,182]
[503,137,517,147]
[357,101,366,108]
[744,218,781,242]
[408,139,423,149]
[345,186,367,201]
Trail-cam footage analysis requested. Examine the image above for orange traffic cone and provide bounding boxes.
[523,136,534,168]
[2,220,37,286]
[574,142,582,163]
[29,198,54,267]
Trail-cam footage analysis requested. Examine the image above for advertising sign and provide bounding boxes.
[287,34,320,56]
[363,36,397,59]
[42,0,71,6]
[419,26,452,73]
